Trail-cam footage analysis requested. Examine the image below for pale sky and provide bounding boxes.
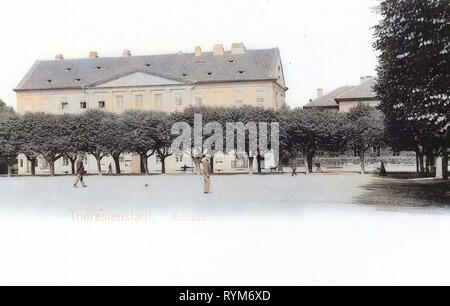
[0,0,380,109]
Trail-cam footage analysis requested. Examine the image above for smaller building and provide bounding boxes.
[304,76,379,112]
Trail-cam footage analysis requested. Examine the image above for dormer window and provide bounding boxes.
[66,68,72,71]
[207,72,212,76]
[75,78,81,82]
[238,71,244,74]
[145,64,151,67]
[229,60,235,63]
[96,66,101,70]
[46,80,52,83]
[182,73,188,77]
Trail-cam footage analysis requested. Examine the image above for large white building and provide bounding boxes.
[15,43,287,175]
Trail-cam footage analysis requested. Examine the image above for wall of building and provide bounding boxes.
[16,81,283,115]
[338,100,380,113]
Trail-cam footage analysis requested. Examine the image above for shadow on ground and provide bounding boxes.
[358,177,450,207]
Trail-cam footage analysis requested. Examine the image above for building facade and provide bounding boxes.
[15,44,287,175]
[304,76,379,112]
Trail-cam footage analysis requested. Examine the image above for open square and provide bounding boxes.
[1,174,449,285]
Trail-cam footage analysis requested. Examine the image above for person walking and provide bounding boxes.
[108,163,113,175]
[292,161,298,176]
[73,156,87,188]
[202,155,211,194]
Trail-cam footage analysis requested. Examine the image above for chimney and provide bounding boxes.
[123,50,131,57]
[195,46,202,57]
[365,75,372,80]
[55,54,64,60]
[213,44,224,56]
[317,88,323,98]
[360,76,365,83]
[231,43,246,54]
[89,51,99,59]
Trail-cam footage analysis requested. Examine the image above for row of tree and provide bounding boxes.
[0,102,386,176]
[374,0,450,179]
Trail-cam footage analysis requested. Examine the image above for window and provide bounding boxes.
[61,99,68,110]
[175,155,183,163]
[257,89,265,104]
[175,95,183,106]
[195,95,203,106]
[63,156,69,166]
[80,100,87,109]
[116,96,124,108]
[135,95,143,108]
[20,159,24,168]
[98,101,105,108]
[154,94,163,105]
[35,159,38,167]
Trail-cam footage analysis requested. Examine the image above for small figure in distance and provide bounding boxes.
[108,163,113,175]
[377,160,387,177]
[73,156,87,188]
[292,161,298,176]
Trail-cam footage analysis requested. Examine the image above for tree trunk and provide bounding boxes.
[49,160,55,176]
[7,165,12,177]
[360,152,366,174]
[30,159,36,176]
[248,156,254,175]
[113,155,121,175]
[141,154,149,175]
[307,153,313,173]
[443,147,448,180]
[161,156,166,174]
[194,157,201,175]
[303,155,309,175]
[69,158,76,175]
[416,154,420,173]
[257,155,262,173]
[96,158,102,176]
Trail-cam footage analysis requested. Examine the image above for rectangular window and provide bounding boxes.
[63,156,69,166]
[195,95,202,106]
[175,95,183,106]
[80,100,87,109]
[116,96,124,108]
[135,95,143,108]
[154,94,163,105]
[98,101,105,108]
[20,159,24,168]
[61,99,68,110]
[257,88,265,104]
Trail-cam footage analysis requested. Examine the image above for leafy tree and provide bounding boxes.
[0,102,19,176]
[16,113,44,175]
[60,113,84,175]
[345,104,386,174]
[78,110,110,175]
[122,110,157,175]
[152,112,177,174]
[101,112,130,175]
[30,113,68,176]
[374,0,450,179]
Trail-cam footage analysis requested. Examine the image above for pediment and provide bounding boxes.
[92,71,186,88]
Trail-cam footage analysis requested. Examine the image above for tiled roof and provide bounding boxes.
[15,48,281,91]
[335,78,378,101]
[304,86,354,108]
